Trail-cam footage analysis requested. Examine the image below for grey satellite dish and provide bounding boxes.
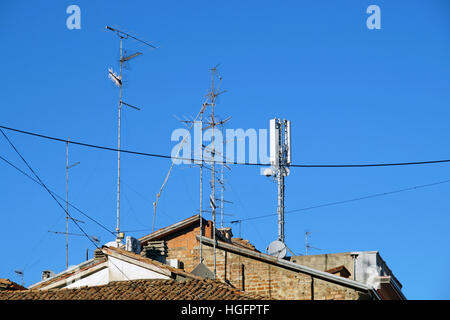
[268,240,287,259]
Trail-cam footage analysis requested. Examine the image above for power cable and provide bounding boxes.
[0,128,101,250]
[229,178,450,223]
[0,135,147,297]
[0,154,115,236]
[2,124,450,168]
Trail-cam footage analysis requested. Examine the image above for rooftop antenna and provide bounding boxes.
[173,106,207,265]
[203,66,229,279]
[305,231,311,256]
[14,270,24,287]
[105,25,156,246]
[305,231,322,255]
[49,231,100,246]
[264,118,291,258]
[65,137,81,268]
[218,122,233,228]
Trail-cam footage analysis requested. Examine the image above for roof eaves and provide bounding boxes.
[29,258,107,290]
[102,246,203,281]
[139,215,202,243]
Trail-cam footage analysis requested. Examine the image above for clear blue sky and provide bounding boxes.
[0,1,449,299]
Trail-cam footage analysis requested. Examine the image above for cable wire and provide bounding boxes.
[2,124,450,168]
[0,154,115,236]
[0,128,102,250]
[229,178,450,223]
[0,135,147,297]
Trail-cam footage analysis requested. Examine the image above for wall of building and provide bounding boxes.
[290,252,356,279]
[108,256,171,282]
[66,268,109,289]
[159,227,371,300]
[200,245,370,300]
[291,251,403,292]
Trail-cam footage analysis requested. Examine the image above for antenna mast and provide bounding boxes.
[209,67,217,279]
[65,137,80,268]
[267,118,291,245]
[106,26,155,245]
[204,66,228,279]
[14,270,24,287]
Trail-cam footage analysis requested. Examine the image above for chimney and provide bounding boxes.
[218,227,233,241]
[94,248,106,261]
[141,240,167,263]
[41,270,55,281]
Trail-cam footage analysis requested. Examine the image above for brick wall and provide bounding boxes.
[155,223,371,300]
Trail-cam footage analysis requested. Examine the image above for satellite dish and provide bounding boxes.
[263,168,273,177]
[268,240,287,259]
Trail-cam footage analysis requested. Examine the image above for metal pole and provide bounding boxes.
[278,170,285,243]
[305,232,308,256]
[199,115,203,264]
[211,68,217,280]
[66,138,69,269]
[116,37,123,245]
[220,124,224,229]
[276,120,285,243]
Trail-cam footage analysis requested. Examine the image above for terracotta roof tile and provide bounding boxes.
[0,279,269,300]
[231,238,259,252]
[0,279,26,291]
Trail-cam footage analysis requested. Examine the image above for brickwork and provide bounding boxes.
[145,220,372,300]
[197,245,370,300]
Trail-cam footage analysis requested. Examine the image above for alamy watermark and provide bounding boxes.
[66,5,81,30]
[366,5,381,30]
[170,124,271,167]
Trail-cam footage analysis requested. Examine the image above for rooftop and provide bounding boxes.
[0,278,268,300]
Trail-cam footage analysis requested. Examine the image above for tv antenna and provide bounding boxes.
[105,25,156,245]
[263,118,291,247]
[48,230,100,246]
[305,231,322,255]
[203,66,229,279]
[14,270,24,287]
[65,137,81,268]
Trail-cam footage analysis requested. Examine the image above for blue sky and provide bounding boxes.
[0,1,449,299]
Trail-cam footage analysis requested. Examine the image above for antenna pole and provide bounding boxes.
[269,118,291,245]
[277,166,285,243]
[66,138,69,269]
[14,270,24,287]
[220,124,224,228]
[276,120,286,243]
[305,231,311,256]
[199,111,204,264]
[210,67,217,280]
[116,36,123,245]
[106,26,150,245]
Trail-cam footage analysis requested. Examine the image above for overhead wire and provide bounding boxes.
[0,131,151,297]
[0,154,115,236]
[228,178,450,223]
[2,124,450,168]
[0,128,102,250]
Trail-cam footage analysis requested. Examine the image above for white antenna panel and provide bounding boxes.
[285,120,291,164]
[269,119,279,166]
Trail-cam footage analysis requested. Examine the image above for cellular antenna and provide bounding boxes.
[105,26,156,245]
[265,118,291,253]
